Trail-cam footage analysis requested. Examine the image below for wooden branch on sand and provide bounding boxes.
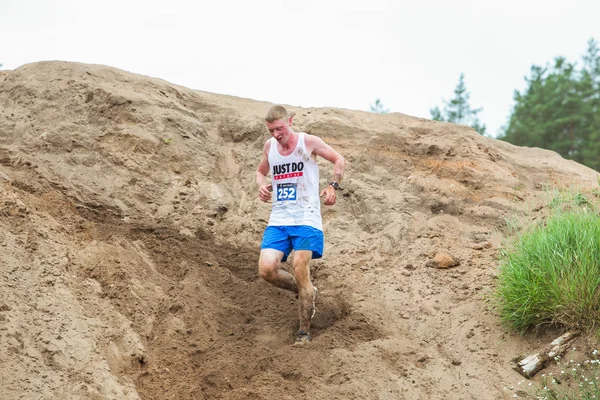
[514,331,579,378]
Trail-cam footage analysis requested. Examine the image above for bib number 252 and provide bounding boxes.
[276,183,297,201]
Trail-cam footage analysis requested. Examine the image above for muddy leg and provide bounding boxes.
[293,250,314,333]
[258,249,298,293]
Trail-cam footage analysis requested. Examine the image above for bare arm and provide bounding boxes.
[256,141,272,202]
[306,135,345,206]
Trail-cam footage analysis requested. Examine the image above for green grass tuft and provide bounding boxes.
[495,195,600,333]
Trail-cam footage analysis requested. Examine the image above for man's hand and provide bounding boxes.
[320,185,336,206]
[259,184,273,202]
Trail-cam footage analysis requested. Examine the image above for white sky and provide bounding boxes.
[1,0,599,137]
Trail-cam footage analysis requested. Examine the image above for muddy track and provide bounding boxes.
[64,204,382,400]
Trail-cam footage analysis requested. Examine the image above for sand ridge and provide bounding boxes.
[0,61,598,399]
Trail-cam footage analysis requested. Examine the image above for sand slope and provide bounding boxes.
[0,61,598,399]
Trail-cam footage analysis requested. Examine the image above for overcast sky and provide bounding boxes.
[1,0,599,137]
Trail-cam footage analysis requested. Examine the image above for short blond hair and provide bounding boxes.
[265,105,295,123]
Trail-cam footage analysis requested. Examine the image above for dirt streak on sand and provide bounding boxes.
[0,61,598,400]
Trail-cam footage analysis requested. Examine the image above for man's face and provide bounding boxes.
[266,118,292,143]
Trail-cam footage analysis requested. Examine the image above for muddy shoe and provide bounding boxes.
[294,330,312,346]
[311,286,318,320]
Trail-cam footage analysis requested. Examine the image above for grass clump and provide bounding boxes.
[495,191,600,333]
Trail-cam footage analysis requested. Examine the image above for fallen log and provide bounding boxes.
[514,331,579,378]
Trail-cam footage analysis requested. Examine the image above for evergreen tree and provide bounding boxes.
[430,73,487,135]
[370,98,390,114]
[580,39,600,171]
[499,38,600,171]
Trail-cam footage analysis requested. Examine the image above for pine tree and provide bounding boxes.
[500,38,600,171]
[370,98,390,114]
[580,39,600,171]
[430,73,487,135]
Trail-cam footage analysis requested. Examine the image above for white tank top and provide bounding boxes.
[268,132,322,230]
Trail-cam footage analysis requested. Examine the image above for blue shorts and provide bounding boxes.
[260,225,324,262]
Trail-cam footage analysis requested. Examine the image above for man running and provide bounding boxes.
[256,105,345,345]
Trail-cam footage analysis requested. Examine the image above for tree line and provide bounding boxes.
[371,38,600,172]
[501,39,600,172]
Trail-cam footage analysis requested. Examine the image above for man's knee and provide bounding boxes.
[293,251,312,280]
[293,251,312,268]
[258,257,279,281]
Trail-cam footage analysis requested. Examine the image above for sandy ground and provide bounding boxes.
[0,62,599,399]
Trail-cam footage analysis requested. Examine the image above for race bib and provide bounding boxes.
[276,183,297,202]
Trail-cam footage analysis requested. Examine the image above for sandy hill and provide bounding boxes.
[0,61,598,400]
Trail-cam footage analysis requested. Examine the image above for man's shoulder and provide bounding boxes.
[263,138,273,150]
[302,133,322,144]
[303,133,326,150]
